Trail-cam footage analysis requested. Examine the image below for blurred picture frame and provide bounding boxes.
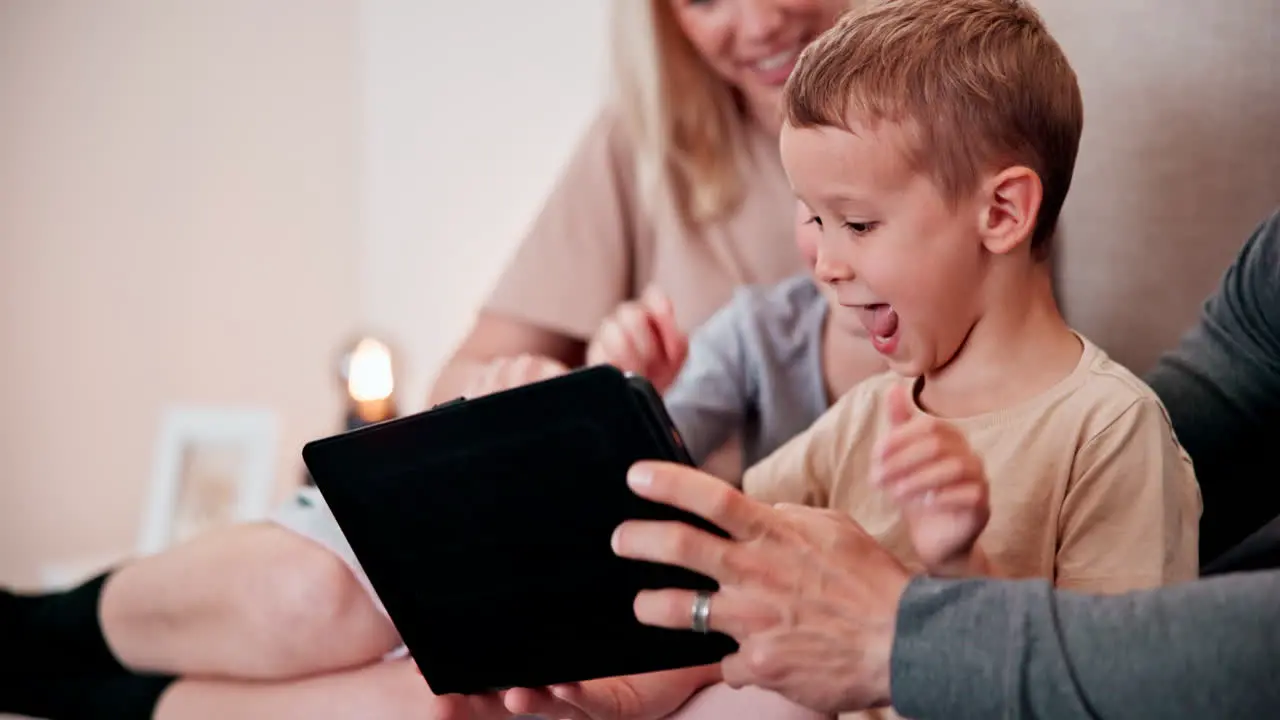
[138,406,279,555]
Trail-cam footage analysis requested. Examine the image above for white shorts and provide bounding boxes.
[271,486,409,659]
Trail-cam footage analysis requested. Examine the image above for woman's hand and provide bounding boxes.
[586,287,688,393]
[873,384,992,577]
[611,463,912,715]
[460,354,570,399]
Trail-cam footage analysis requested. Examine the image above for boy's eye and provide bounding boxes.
[844,221,877,235]
[805,216,822,227]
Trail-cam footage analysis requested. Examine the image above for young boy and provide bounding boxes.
[586,199,886,474]
[743,0,1201,597]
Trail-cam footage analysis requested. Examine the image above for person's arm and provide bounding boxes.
[662,293,756,466]
[891,571,1280,720]
[430,108,649,404]
[1144,209,1280,564]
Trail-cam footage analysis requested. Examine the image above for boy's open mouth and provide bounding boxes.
[851,303,900,353]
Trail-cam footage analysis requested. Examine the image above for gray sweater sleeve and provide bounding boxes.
[663,295,755,465]
[1144,209,1280,563]
[891,573,1280,719]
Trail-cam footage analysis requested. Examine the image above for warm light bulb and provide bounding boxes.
[347,338,394,402]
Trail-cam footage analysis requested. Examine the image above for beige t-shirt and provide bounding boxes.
[484,107,805,340]
[744,336,1202,720]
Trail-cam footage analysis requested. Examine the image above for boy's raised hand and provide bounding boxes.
[873,383,992,577]
[586,287,688,393]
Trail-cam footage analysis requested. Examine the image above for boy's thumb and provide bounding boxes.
[886,383,914,426]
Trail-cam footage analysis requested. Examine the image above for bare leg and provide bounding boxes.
[665,684,830,720]
[153,660,509,720]
[100,522,399,680]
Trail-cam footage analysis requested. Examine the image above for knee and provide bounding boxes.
[231,526,397,675]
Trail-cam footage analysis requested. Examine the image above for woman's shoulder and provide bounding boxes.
[573,103,641,166]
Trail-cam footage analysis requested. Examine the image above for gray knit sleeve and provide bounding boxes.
[891,572,1280,719]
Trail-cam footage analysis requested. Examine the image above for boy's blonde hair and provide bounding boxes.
[785,0,1083,256]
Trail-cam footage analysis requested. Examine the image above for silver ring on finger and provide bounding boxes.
[691,590,713,634]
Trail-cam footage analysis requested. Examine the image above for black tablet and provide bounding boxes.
[301,365,738,696]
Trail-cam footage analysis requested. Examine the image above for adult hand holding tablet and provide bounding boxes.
[502,463,910,720]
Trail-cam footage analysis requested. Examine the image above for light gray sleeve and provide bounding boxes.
[664,296,756,465]
[891,572,1280,719]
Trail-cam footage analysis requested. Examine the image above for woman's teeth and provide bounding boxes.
[755,48,799,72]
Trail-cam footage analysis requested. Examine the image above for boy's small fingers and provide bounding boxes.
[649,310,686,364]
[875,446,936,488]
[617,305,658,361]
[885,383,915,426]
[875,417,941,465]
[884,458,965,499]
[905,482,988,513]
[669,331,690,367]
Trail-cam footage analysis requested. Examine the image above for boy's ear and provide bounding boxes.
[978,166,1042,255]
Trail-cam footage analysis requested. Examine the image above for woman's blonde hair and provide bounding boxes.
[610,0,749,228]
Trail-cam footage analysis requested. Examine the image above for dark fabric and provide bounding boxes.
[1202,513,1280,575]
[892,573,1280,720]
[1,571,175,719]
[3,573,126,676]
[0,673,176,720]
[1144,209,1280,565]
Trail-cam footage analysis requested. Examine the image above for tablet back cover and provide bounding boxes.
[303,366,738,694]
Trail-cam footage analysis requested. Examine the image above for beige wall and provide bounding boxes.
[0,0,360,586]
[357,0,608,407]
[1039,0,1280,372]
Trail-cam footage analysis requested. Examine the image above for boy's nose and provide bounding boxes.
[814,243,855,285]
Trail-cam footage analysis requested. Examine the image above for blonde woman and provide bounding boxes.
[432,0,850,402]
[91,2,853,718]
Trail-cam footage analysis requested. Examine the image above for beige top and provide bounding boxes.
[743,337,1202,720]
[484,107,805,340]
